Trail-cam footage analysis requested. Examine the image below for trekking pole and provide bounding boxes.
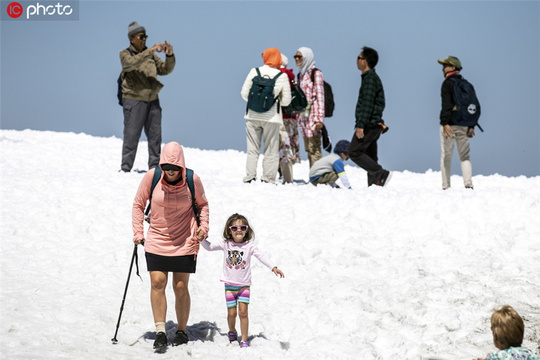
[111,243,142,344]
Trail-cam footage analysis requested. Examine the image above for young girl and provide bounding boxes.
[199,213,284,348]
[474,305,540,360]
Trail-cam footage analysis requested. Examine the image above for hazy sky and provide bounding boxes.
[1,0,539,177]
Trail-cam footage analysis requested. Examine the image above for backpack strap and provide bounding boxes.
[144,166,162,217]
[273,71,283,113]
[310,68,319,84]
[310,68,320,101]
[144,167,200,226]
[186,168,200,226]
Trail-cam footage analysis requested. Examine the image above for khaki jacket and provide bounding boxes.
[120,45,175,102]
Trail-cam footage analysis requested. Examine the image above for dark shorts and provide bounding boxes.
[145,252,197,273]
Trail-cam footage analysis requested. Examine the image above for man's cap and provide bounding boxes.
[128,21,146,38]
[437,56,462,70]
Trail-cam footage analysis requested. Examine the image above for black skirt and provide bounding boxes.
[145,252,197,273]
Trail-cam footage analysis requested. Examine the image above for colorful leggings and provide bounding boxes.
[225,283,250,308]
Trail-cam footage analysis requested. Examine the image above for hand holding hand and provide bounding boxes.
[195,228,206,242]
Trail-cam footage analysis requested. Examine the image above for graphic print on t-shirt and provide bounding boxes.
[226,249,247,270]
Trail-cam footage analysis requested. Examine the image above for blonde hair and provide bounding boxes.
[490,305,524,349]
[222,213,254,242]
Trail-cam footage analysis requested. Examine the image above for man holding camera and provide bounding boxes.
[119,21,175,172]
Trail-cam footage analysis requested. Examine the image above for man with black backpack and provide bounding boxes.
[240,47,291,183]
[438,55,478,190]
[119,21,175,173]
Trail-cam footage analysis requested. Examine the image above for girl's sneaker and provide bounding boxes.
[239,340,249,348]
[227,331,238,343]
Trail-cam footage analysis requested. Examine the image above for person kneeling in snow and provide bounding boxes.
[309,140,352,189]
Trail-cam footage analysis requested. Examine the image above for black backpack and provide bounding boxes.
[450,77,483,132]
[246,68,282,114]
[282,81,308,117]
[117,47,134,106]
[310,68,335,118]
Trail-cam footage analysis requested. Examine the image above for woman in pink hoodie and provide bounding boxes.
[132,141,209,350]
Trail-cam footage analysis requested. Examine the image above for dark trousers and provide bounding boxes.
[348,127,385,186]
[121,98,162,171]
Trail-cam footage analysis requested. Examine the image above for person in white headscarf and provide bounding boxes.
[294,47,325,167]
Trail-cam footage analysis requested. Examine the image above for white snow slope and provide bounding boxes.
[1,130,539,360]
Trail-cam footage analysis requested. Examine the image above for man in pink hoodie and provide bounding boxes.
[132,141,209,350]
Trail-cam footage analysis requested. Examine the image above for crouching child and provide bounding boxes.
[473,305,540,360]
[309,140,352,189]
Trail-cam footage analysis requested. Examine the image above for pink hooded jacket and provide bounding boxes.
[132,142,210,256]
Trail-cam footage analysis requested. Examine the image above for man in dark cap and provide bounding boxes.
[119,21,175,172]
[437,55,474,190]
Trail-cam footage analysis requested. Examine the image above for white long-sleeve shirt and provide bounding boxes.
[201,239,275,286]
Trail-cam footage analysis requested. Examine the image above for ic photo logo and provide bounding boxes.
[3,1,79,20]
[6,1,22,17]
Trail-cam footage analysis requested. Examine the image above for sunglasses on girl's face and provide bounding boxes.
[229,225,249,232]
[294,55,302,59]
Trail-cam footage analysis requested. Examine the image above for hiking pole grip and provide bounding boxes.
[111,244,138,344]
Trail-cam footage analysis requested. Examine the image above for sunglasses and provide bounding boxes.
[229,225,249,232]
[357,56,365,60]
[293,55,302,59]
[137,34,148,40]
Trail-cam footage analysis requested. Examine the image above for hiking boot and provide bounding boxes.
[239,340,250,348]
[172,330,189,346]
[227,331,238,343]
[153,331,168,349]
[376,170,392,187]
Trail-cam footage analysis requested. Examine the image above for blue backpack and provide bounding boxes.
[246,68,282,113]
[450,77,483,132]
[144,167,200,226]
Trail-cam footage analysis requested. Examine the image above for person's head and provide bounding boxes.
[161,163,181,182]
[262,47,282,69]
[333,139,350,160]
[295,47,315,75]
[357,46,378,73]
[128,21,147,52]
[490,305,525,350]
[437,55,462,77]
[159,142,185,183]
[223,213,254,243]
[281,54,289,69]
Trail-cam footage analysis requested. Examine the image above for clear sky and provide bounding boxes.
[1,0,539,177]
